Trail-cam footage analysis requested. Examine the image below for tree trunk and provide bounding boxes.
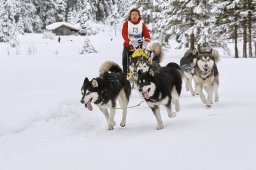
[243,16,247,58]
[234,24,239,58]
[255,42,256,58]
[190,33,195,50]
[247,0,253,58]
[234,7,239,58]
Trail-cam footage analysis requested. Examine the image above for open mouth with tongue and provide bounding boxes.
[85,98,93,111]
[143,88,150,99]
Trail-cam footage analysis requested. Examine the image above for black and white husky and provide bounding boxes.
[136,42,164,73]
[129,42,164,86]
[137,62,182,130]
[193,48,220,107]
[80,61,131,130]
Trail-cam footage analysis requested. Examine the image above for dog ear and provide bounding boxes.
[211,48,220,63]
[210,48,213,54]
[82,77,89,90]
[91,79,98,88]
[84,77,89,83]
[148,67,154,76]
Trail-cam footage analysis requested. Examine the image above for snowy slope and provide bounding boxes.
[0,24,256,170]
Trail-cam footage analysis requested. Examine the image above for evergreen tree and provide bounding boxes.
[67,9,79,24]
[78,0,92,33]
[0,0,20,42]
[64,0,77,21]
[17,16,24,35]
[20,0,42,33]
[55,0,66,22]
[211,0,242,58]
[246,0,254,58]
[80,38,97,54]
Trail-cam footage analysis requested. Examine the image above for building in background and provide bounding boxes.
[46,22,80,35]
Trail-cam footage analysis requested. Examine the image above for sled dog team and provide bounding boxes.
[80,43,220,130]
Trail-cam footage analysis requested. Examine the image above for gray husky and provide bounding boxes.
[180,49,198,96]
[193,48,220,107]
[80,61,131,130]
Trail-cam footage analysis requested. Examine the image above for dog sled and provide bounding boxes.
[126,38,160,87]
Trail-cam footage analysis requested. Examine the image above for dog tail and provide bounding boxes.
[166,62,182,95]
[166,62,181,71]
[99,61,122,75]
[99,61,131,101]
[211,49,220,63]
[147,42,164,63]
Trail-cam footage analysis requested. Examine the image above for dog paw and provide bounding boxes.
[108,120,116,126]
[120,122,126,127]
[206,104,212,108]
[107,125,114,130]
[168,112,176,118]
[156,124,164,130]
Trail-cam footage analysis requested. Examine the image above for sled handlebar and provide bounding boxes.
[129,38,150,50]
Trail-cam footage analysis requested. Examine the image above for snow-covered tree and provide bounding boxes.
[78,0,93,34]
[67,9,79,24]
[115,0,132,18]
[20,0,42,33]
[55,0,66,22]
[64,0,77,21]
[17,16,24,35]
[210,0,242,58]
[80,38,97,54]
[151,0,231,54]
[132,0,155,24]
[0,0,20,42]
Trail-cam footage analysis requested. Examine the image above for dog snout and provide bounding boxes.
[80,99,85,104]
[139,88,142,92]
[204,64,208,68]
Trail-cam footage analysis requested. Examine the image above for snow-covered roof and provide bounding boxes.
[46,22,80,31]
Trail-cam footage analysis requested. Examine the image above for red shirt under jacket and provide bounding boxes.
[122,19,151,48]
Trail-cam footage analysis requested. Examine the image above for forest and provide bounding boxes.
[0,0,255,58]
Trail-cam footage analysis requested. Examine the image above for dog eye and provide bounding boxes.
[85,90,90,95]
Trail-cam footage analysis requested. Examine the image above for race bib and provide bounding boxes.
[128,20,143,40]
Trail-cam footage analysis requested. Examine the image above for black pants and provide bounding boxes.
[122,47,129,76]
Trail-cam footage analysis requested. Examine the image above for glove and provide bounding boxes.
[129,40,139,48]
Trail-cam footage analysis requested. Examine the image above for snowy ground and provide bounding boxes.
[0,24,256,170]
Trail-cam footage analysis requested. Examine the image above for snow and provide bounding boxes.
[46,22,80,31]
[0,24,256,170]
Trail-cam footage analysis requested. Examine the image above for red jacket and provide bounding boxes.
[122,19,151,48]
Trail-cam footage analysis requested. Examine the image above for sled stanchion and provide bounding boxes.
[115,100,144,110]
[127,48,129,79]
